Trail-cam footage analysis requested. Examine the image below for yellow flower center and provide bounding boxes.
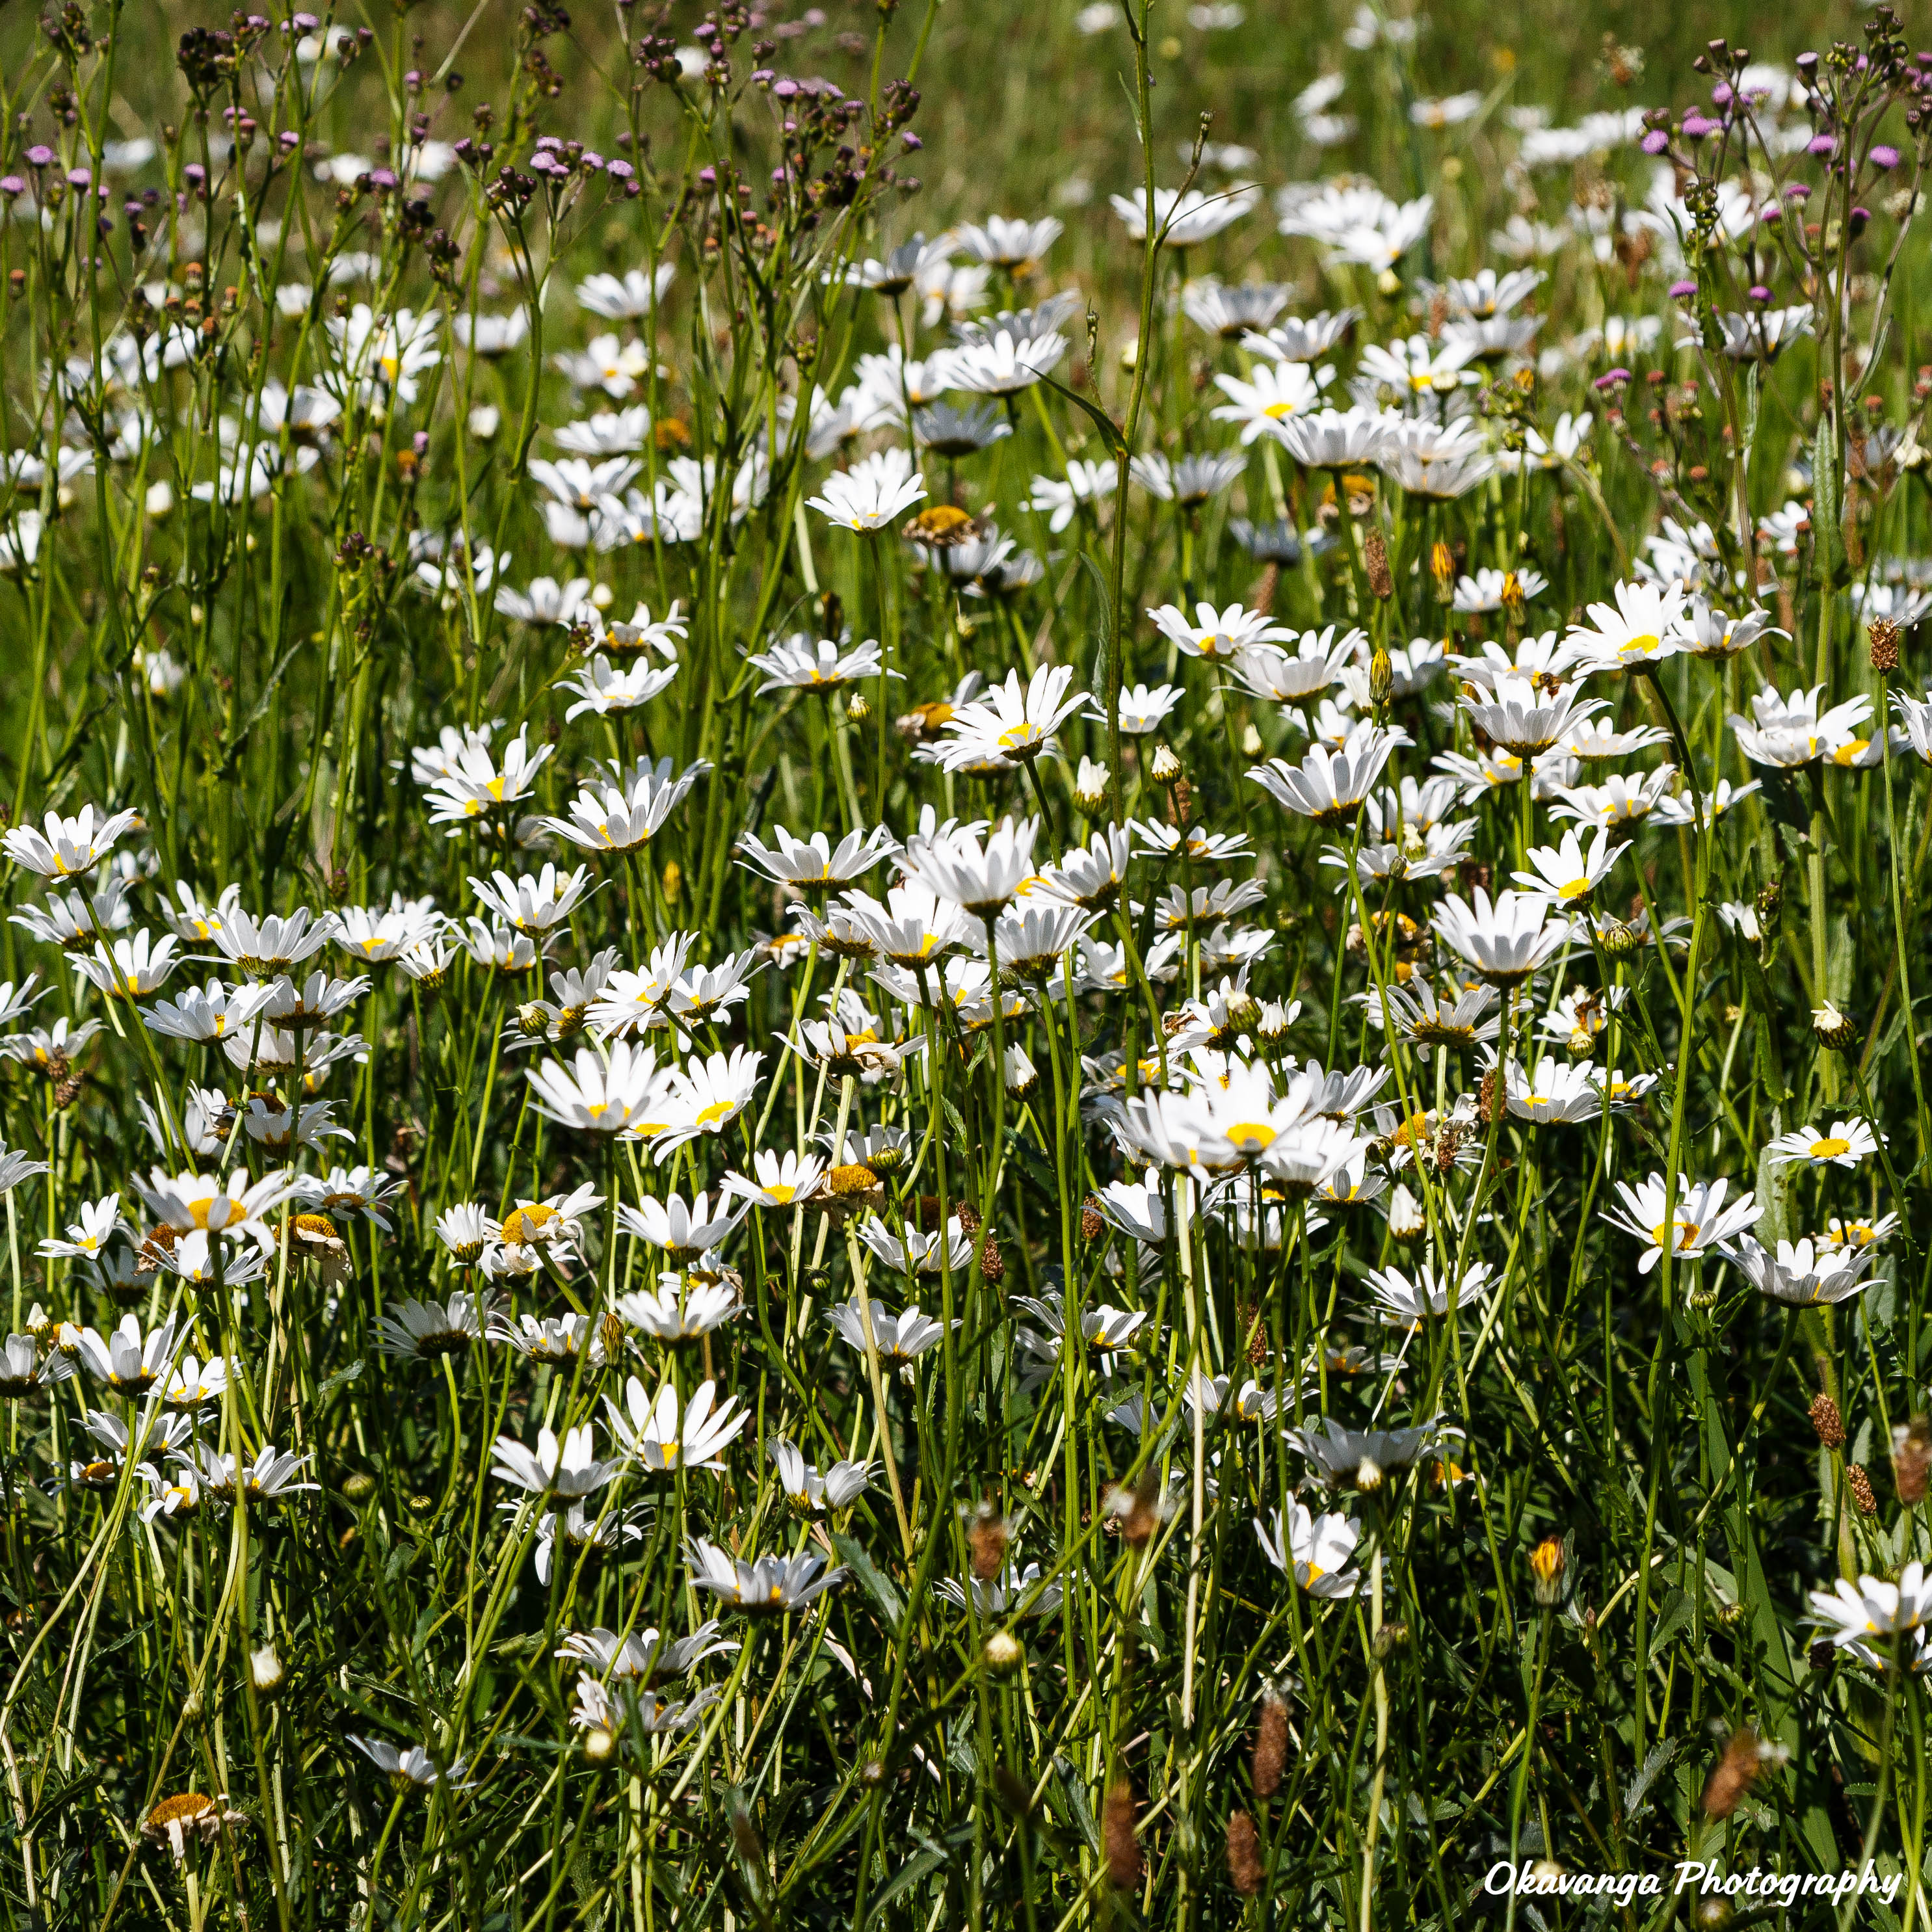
[501,1204,558,1245]
[1650,1219,1701,1250]
[1557,878,1592,901]
[1810,1136,1851,1160]
[766,1184,796,1206]
[1263,400,1296,419]
[1618,633,1660,659]
[1225,1121,1277,1151]
[694,1100,735,1128]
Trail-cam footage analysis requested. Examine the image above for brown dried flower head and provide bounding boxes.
[1252,1691,1289,1798]
[1808,1392,1845,1450]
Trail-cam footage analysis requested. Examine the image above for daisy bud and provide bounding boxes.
[341,1471,376,1503]
[1257,999,1293,1043]
[250,1645,285,1698]
[1810,1001,1857,1052]
[1847,1464,1878,1516]
[1003,1044,1038,1096]
[1892,1414,1932,1504]
[859,1758,886,1788]
[1596,917,1641,957]
[583,1725,617,1766]
[983,1630,1022,1675]
[1369,644,1393,709]
[1693,1898,1733,1931]
[1226,1811,1264,1896]
[1354,1455,1384,1494]
[1074,758,1109,808]
[846,692,870,722]
[1251,1692,1288,1797]
[1372,1619,1410,1658]
[1149,743,1182,783]
[514,1001,549,1039]
[1241,723,1262,756]
[1529,1536,1566,1606]
[1567,1026,1595,1059]
[1808,1392,1845,1449]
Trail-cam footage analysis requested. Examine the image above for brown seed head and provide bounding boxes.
[1226,1810,1264,1896]
[1363,527,1394,600]
[1251,560,1280,616]
[1080,1196,1105,1243]
[967,1504,1009,1581]
[1701,1727,1762,1819]
[1870,617,1903,673]
[1102,1780,1141,1888]
[1894,1414,1932,1505]
[977,1232,1004,1282]
[1252,1692,1289,1798]
[1847,1464,1878,1517]
[1808,1392,1846,1449]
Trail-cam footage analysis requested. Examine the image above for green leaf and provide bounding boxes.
[832,1530,905,1634]
[1036,372,1128,462]
[1622,1738,1677,1819]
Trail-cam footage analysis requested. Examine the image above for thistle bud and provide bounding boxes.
[1529,1535,1567,1606]
[1808,1392,1845,1449]
[1810,1001,1857,1052]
